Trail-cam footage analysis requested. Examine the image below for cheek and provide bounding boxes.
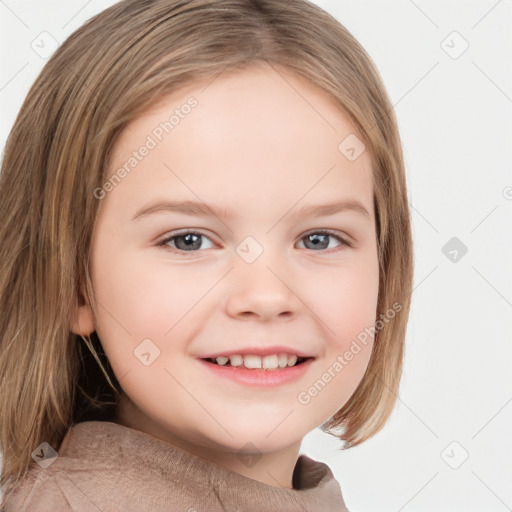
[89,249,207,395]
[311,256,379,346]
[296,261,378,420]
[91,248,207,341]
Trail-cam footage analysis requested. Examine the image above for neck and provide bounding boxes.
[114,395,302,489]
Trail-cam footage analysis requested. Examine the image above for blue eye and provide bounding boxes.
[156,229,352,254]
[157,230,214,252]
[298,230,352,251]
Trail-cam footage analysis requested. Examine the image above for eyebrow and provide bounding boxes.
[131,199,371,221]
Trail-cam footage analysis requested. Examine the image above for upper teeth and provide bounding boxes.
[214,353,300,370]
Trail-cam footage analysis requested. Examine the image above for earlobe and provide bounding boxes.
[69,289,96,335]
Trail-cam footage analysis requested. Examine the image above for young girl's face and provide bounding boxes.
[74,63,379,472]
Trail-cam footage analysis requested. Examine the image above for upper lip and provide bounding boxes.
[197,345,315,359]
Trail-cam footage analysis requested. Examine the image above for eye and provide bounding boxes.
[297,230,352,251]
[156,228,352,255]
[156,230,215,253]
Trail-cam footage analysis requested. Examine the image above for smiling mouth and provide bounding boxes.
[203,355,312,371]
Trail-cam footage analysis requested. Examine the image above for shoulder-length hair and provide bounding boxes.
[0,0,413,493]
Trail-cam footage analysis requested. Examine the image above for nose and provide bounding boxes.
[225,252,298,322]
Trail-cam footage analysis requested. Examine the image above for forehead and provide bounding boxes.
[102,63,374,221]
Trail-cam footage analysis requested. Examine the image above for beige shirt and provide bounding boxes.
[1,421,349,511]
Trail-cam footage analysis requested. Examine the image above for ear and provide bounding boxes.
[70,286,96,335]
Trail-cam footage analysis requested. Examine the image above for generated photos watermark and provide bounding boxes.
[297,301,403,405]
[93,96,198,200]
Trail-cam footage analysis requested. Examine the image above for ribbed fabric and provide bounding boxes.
[1,420,349,511]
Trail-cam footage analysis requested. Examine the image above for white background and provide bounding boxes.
[1,1,511,511]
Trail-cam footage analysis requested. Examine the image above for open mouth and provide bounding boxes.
[198,354,315,386]
[202,355,313,370]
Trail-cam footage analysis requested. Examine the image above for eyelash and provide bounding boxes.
[156,229,353,255]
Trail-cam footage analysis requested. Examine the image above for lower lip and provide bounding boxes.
[198,358,314,387]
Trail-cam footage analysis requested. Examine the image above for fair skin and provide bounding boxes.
[71,62,379,489]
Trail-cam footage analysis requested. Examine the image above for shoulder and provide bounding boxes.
[1,464,113,512]
[1,466,75,512]
[1,420,196,512]
[1,421,118,512]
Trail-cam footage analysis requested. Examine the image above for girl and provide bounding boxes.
[0,0,413,510]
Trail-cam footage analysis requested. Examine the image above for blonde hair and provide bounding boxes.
[0,0,413,494]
